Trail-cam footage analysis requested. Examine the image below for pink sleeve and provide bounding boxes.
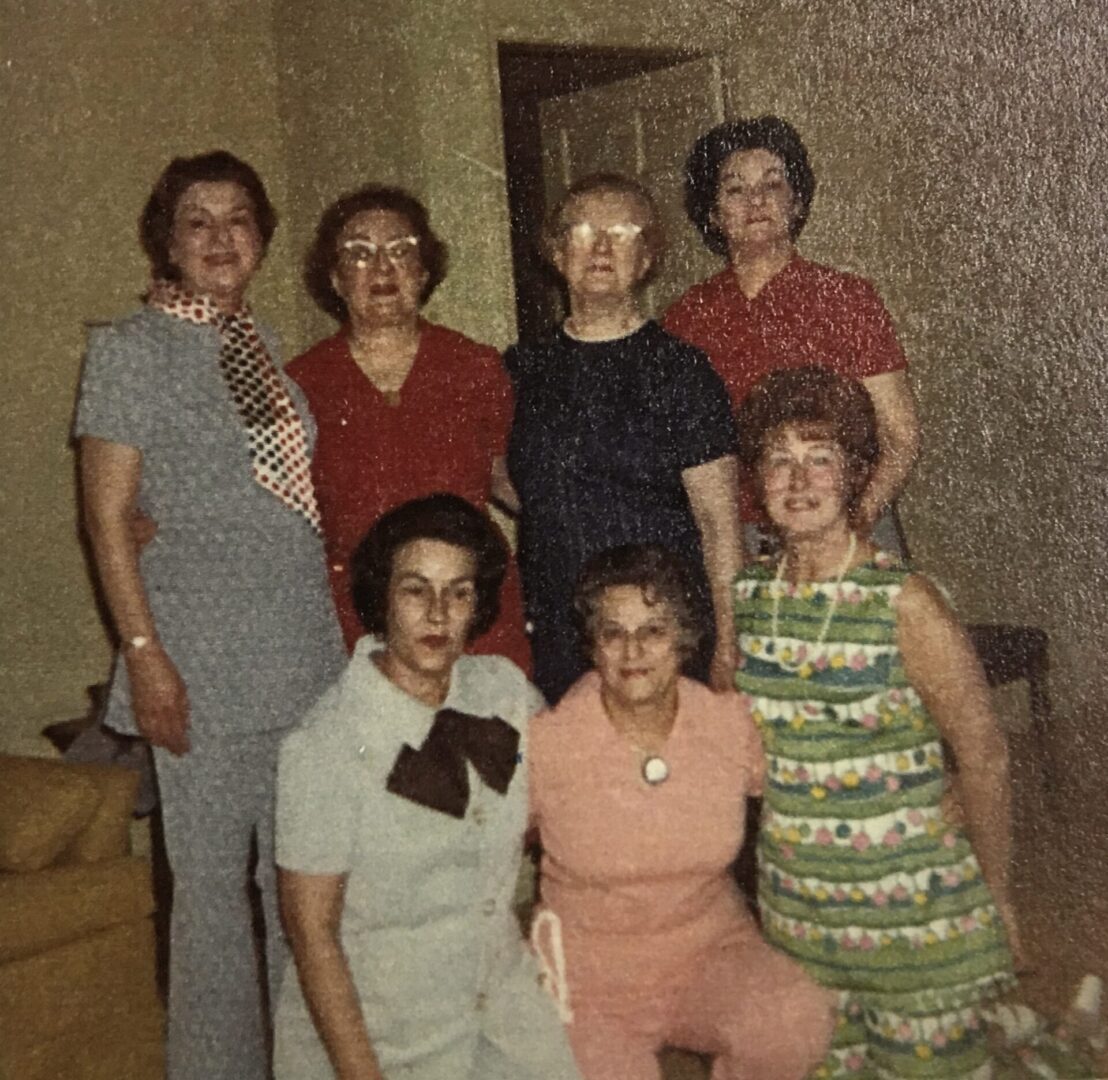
[527,715,546,833]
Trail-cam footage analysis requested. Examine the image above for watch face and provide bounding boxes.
[642,756,669,785]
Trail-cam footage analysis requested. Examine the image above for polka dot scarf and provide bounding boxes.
[147,279,322,534]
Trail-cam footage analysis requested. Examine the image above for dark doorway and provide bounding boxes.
[498,42,700,343]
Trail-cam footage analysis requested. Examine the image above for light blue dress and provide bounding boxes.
[274,639,582,1080]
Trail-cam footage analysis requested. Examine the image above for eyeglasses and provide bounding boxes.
[596,619,676,651]
[718,178,791,202]
[564,222,644,249]
[339,236,420,268]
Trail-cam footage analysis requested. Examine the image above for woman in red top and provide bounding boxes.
[287,186,529,668]
[664,116,919,552]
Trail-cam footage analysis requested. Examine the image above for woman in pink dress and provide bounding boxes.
[528,543,834,1080]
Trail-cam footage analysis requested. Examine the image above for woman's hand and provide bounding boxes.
[126,644,191,755]
[992,892,1027,972]
[130,508,158,551]
[82,437,187,749]
[709,640,738,692]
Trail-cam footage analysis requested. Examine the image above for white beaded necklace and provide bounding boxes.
[769,532,858,649]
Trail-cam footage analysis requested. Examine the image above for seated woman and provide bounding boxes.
[504,173,742,702]
[273,494,581,1080]
[528,544,835,1080]
[664,116,919,557]
[733,366,1100,1077]
[287,186,529,669]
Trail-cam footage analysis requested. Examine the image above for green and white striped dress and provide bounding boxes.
[735,554,1017,1078]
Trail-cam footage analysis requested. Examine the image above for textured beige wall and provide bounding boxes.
[3,0,1105,794]
[713,2,1107,796]
[0,0,293,751]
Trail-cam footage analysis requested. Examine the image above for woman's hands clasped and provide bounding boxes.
[126,644,191,755]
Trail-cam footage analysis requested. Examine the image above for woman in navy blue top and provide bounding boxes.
[504,173,742,703]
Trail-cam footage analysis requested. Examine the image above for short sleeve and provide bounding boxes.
[276,722,357,875]
[658,342,737,471]
[474,348,514,457]
[841,278,908,380]
[661,289,697,340]
[73,322,164,450]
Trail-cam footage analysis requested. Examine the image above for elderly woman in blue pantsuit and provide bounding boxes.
[274,494,581,1080]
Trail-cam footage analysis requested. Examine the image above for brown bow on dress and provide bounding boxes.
[385,708,520,819]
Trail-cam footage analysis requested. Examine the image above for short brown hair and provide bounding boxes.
[573,544,701,662]
[139,151,277,281]
[540,172,665,287]
[736,366,879,522]
[350,494,507,641]
[684,116,816,254]
[304,185,448,322]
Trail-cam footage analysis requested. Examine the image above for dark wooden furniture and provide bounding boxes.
[966,623,1053,784]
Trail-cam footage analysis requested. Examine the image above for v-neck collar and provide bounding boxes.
[724,254,804,306]
[337,321,428,405]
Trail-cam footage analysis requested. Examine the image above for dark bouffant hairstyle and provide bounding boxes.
[684,116,816,255]
[304,185,448,321]
[735,366,880,521]
[139,151,277,280]
[541,172,666,287]
[350,494,507,641]
[573,544,702,661]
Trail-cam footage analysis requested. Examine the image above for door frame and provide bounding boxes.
[497,42,703,342]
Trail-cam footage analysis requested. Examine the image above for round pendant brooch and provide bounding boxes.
[641,756,670,785]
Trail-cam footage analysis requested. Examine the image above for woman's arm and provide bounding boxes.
[896,574,1022,962]
[490,454,521,515]
[80,436,190,755]
[682,454,744,692]
[279,869,384,1080]
[856,370,920,534]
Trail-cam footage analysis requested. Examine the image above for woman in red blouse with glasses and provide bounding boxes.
[286,186,529,670]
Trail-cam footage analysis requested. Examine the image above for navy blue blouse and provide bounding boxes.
[504,321,736,700]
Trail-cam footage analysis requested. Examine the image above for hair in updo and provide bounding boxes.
[350,494,506,641]
[304,185,448,321]
[736,366,879,521]
[684,115,816,254]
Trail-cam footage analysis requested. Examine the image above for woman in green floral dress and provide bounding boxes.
[732,366,1098,1078]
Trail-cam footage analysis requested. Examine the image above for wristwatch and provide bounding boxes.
[122,635,153,654]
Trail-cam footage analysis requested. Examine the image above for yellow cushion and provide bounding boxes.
[64,763,137,864]
[0,857,155,963]
[0,756,100,872]
[0,918,164,1079]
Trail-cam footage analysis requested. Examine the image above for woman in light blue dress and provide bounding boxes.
[274,494,581,1080]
